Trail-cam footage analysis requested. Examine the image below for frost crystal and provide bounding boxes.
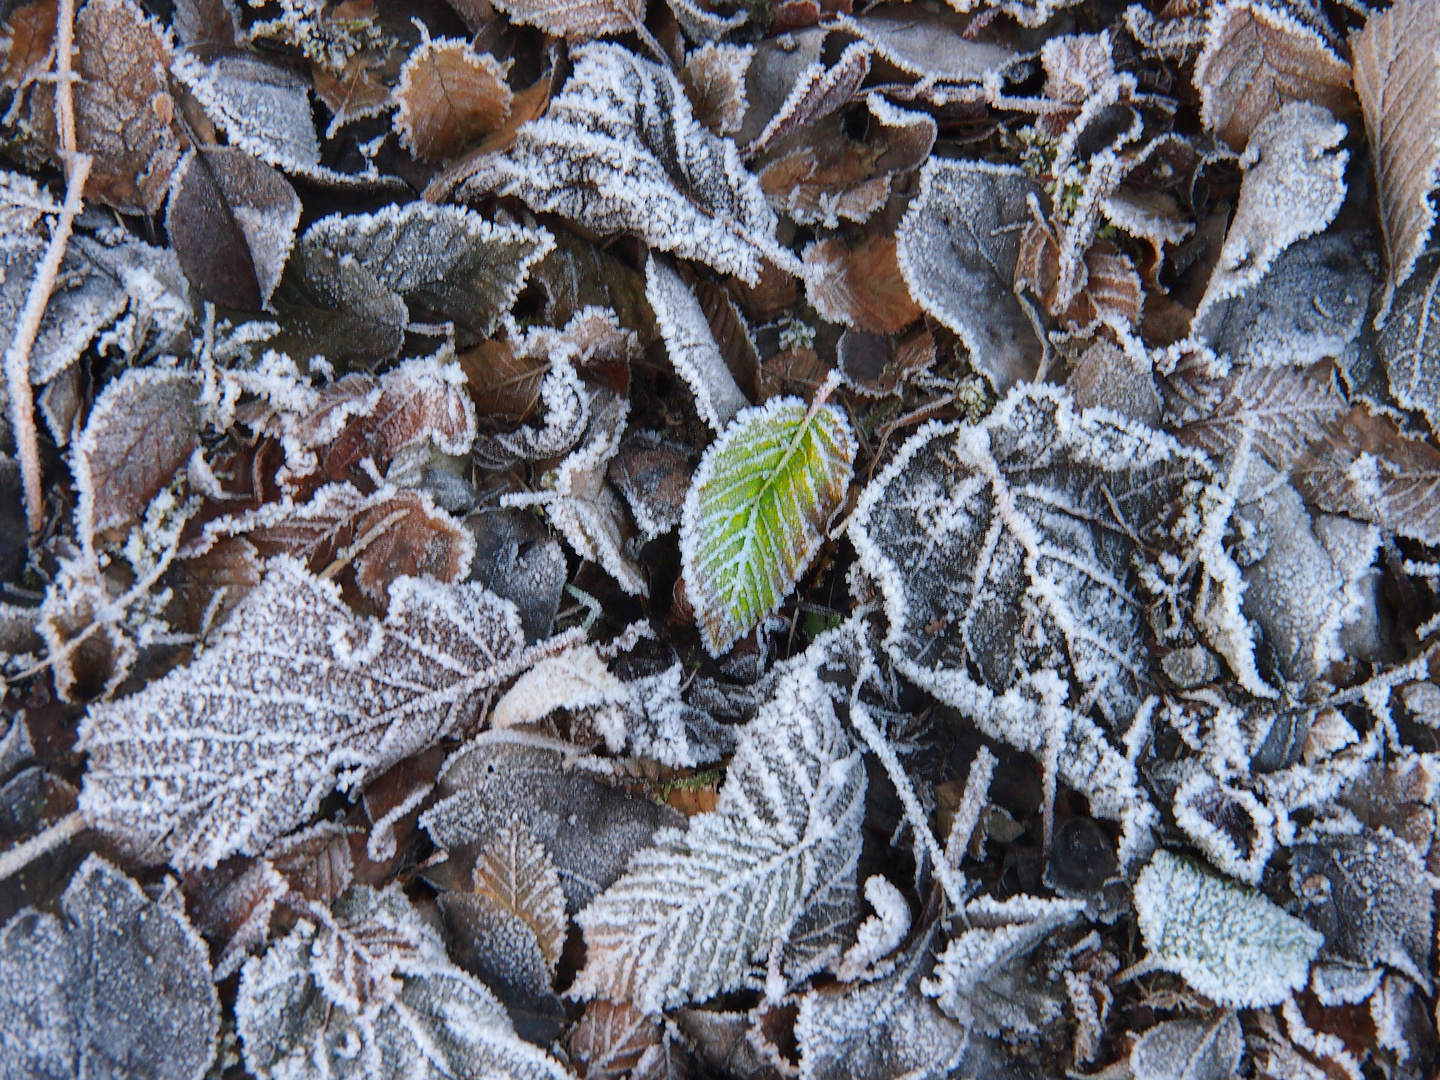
[78,556,568,869]
[1133,850,1323,1007]
[571,635,866,1013]
[462,43,792,284]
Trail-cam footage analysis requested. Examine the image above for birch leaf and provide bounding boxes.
[76,556,568,870]
[491,0,644,41]
[1133,850,1322,1008]
[1351,0,1440,323]
[896,159,1046,392]
[646,256,749,433]
[571,637,866,1013]
[1379,253,1440,435]
[394,37,513,163]
[1193,0,1353,152]
[0,855,220,1080]
[680,396,856,657]
[466,43,793,285]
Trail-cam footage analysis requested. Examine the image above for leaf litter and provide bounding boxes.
[1,0,1440,1078]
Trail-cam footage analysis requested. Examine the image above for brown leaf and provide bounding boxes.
[166,147,302,311]
[165,536,264,636]
[349,491,476,604]
[742,41,871,160]
[759,132,890,228]
[1193,0,1353,151]
[186,857,288,979]
[490,0,643,41]
[472,821,568,972]
[837,325,935,398]
[693,277,761,402]
[422,71,555,203]
[0,0,57,90]
[608,431,693,541]
[1351,0,1440,323]
[73,369,202,535]
[312,45,403,133]
[1294,406,1440,545]
[569,1000,663,1080]
[267,822,355,905]
[458,338,550,430]
[1016,224,1142,329]
[682,42,751,136]
[527,228,658,348]
[758,345,829,401]
[803,236,923,334]
[394,37,513,163]
[362,745,448,864]
[726,260,799,323]
[46,0,184,214]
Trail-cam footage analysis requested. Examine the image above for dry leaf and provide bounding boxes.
[458,338,549,429]
[609,432,693,541]
[187,857,289,979]
[683,42,752,136]
[804,236,923,335]
[394,37,513,163]
[835,7,1017,85]
[1193,0,1353,151]
[267,822,356,905]
[647,256,750,432]
[741,41,871,160]
[472,821,568,972]
[568,1001,664,1080]
[1351,0,1440,324]
[492,0,644,40]
[166,147,302,311]
[0,0,57,91]
[1379,252,1440,435]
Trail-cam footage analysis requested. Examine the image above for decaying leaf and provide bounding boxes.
[394,37,513,163]
[568,1000,664,1080]
[464,509,568,644]
[0,0,57,92]
[835,8,1017,86]
[896,159,1045,391]
[471,821,568,973]
[1193,0,1353,151]
[741,41,871,161]
[166,147,302,311]
[1133,850,1323,1007]
[683,42,752,136]
[680,395,856,657]
[76,556,569,869]
[647,257,750,433]
[609,432,694,542]
[491,0,644,40]
[1351,0,1440,323]
[804,236,922,335]
[1129,1013,1243,1080]
[236,884,570,1080]
[0,855,219,1080]
[571,635,866,1013]
[465,43,794,284]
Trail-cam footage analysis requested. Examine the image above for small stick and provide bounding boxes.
[0,810,86,882]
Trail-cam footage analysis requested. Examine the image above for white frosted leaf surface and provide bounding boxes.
[0,855,219,1080]
[571,637,866,1013]
[896,159,1044,391]
[463,43,791,284]
[1130,1013,1243,1080]
[1379,253,1440,435]
[835,875,910,981]
[76,556,557,870]
[836,9,1016,84]
[1133,850,1322,1007]
[680,397,856,657]
[646,256,748,432]
[1171,771,1277,885]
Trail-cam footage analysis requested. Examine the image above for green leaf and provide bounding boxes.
[680,396,855,656]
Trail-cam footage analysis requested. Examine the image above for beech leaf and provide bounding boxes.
[76,556,572,869]
[472,821,568,973]
[683,42,752,135]
[491,0,644,41]
[804,236,923,335]
[680,395,856,657]
[394,37,513,163]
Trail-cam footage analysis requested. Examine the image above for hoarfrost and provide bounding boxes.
[645,256,749,432]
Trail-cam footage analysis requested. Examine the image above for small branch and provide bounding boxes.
[0,810,86,882]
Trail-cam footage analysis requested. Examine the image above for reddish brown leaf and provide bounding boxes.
[682,42,751,136]
[471,821,568,971]
[350,491,476,604]
[458,338,550,430]
[267,822,355,904]
[422,71,555,203]
[693,278,761,402]
[165,536,264,636]
[759,129,890,228]
[0,0,57,90]
[568,1000,663,1080]
[362,745,448,864]
[394,37,513,162]
[312,45,403,133]
[186,857,288,978]
[804,236,923,334]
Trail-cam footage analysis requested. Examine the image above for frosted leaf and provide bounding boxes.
[172,53,397,187]
[732,29,826,148]
[942,0,1081,30]
[1172,770,1277,884]
[1068,338,1162,427]
[805,236,923,336]
[1290,829,1434,992]
[1197,103,1348,307]
[506,390,646,595]
[834,8,1017,85]
[421,735,684,913]
[0,2,56,94]
[1193,231,1374,369]
[0,169,55,234]
[609,432,693,542]
[1235,482,1380,683]
[896,159,1045,392]
[1172,361,1347,475]
[665,0,747,43]
[1133,850,1323,1007]
[646,257,749,432]
[76,556,565,869]
[921,894,1082,1033]
[795,928,969,1080]
[291,202,554,344]
[568,1001,662,1080]
[236,885,569,1080]
[1193,1,1354,152]
[472,821,568,972]
[188,857,289,980]
[464,509,568,644]
[166,148,302,312]
[571,639,866,1013]
[268,822,354,904]
[682,42,751,135]
[1378,253,1440,436]
[1292,406,1440,545]
[0,855,220,1080]
[835,876,911,982]
[851,385,1200,733]
[72,367,201,535]
[1351,0,1440,323]
[1129,1013,1243,1080]
[491,0,642,40]
[680,395,856,657]
[394,37,512,163]
[464,43,794,285]
[741,42,871,161]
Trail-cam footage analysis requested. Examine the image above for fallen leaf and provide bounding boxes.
[804,236,923,335]
[394,36,513,162]
[683,41,752,135]
[491,0,644,40]
[0,0,57,91]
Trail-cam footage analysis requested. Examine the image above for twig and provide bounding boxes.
[0,809,86,882]
[4,0,90,534]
